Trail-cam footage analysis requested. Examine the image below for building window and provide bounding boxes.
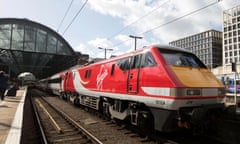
[234,38,237,43]
[234,44,237,49]
[233,31,237,36]
[24,26,36,52]
[47,34,57,54]
[228,26,232,31]
[225,58,228,64]
[36,29,47,53]
[12,24,24,50]
[234,51,237,56]
[233,25,236,30]
[225,46,228,51]
[233,18,236,23]
[237,17,240,22]
[224,40,228,44]
[229,32,232,37]
[224,27,227,32]
[57,41,71,55]
[224,33,227,38]
[0,24,11,49]
[225,52,228,57]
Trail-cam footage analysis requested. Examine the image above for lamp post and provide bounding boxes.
[98,47,113,59]
[129,35,143,51]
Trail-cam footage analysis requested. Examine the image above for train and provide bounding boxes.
[18,72,37,86]
[37,45,225,132]
[225,78,240,93]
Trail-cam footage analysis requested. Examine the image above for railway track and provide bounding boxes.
[33,94,102,144]
[31,89,228,144]
[21,88,47,144]
[32,89,163,144]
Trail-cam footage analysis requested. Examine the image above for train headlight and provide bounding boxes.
[187,89,201,96]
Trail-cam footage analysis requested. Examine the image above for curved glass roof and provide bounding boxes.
[0,18,78,79]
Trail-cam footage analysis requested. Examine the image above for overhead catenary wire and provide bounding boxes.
[97,0,171,49]
[62,0,88,35]
[141,0,222,35]
[109,0,222,49]
[104,0,171,42]
[57,0,74,32]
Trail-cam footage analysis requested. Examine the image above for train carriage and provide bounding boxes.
[39,45,225,132]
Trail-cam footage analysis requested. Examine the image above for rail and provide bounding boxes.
[30,91,48,144]
[37,96,103,144]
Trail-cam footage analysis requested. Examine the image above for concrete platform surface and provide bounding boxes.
[0,87,27,144]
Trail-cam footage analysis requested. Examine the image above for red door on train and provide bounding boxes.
[64,71,75,92]
[127,55,141,94]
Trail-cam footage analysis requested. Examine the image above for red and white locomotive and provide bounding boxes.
[38,45,225,132]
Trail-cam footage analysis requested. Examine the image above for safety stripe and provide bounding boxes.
[48,71,224,110]
[141,86,223,97]
[142,87,170,96]
[69,87,224,110]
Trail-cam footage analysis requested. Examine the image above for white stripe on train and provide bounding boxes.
[52,70,224,111]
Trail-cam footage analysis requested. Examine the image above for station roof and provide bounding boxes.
[0,18,80,80]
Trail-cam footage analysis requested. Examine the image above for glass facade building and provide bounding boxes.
[169,29,222,69]
[223,5,240,66]
[0,18,78,79]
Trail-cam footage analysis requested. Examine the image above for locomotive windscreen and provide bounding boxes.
[159,49,206,68]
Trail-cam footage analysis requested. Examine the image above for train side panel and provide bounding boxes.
[39,45,225,132]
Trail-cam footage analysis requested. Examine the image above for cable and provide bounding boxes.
[110,0,222,49]
[62,0,88,35]
[57,0,74,32]
[141,0,222,35]
[97,0,171,48]
[105,0,171,41]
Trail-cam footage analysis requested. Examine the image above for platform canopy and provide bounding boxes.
[0,18,80,80]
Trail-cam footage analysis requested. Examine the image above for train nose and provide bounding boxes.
[171,66,224,88]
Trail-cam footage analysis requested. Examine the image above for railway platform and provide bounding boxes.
[0,86,27,144]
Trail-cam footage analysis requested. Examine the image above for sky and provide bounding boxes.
[0,0,240,59]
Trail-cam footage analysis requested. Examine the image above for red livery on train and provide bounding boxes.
[38,45,225,132]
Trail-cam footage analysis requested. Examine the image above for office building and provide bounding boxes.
[169,29,222,69]
[223,5,240,66]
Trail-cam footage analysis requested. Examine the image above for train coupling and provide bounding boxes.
[177,104,224,131]
[177,120,190,129]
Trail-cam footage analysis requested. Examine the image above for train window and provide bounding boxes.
[48,77,61,83]
[141,52,156,67]
[85,70,92,78]
[111,64,115,75]
[88,70,92,78]
[129,55,141,69]
[117,57,130,71]
[84,71,87,78]
[160,49,206,68]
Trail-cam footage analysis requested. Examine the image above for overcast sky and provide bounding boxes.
[0,0,240,58]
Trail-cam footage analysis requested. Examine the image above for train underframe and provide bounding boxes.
[60,91,224,133]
